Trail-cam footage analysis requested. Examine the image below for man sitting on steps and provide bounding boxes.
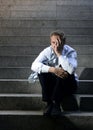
[31,30,78,116]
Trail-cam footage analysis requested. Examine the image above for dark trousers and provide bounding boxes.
[38,73,77,103]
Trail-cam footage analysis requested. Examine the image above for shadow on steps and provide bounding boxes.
[0,115,83,130]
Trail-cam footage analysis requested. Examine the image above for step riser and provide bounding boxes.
[0,28,93,36]
[0,68,92,80]
[0,68,31,79]
[0,81,93,94]
[0,36,93,46]
[0,20,93,28]
[0,46,93,55]
[0,46,45,56]
[0,55,93,67]
[56,6,93,20]
[77,82,93,94]
[0,95,93,111]
[0,81,41,94]
[0,95,79,111]
[79,68,93,80]
[0,6,93,20]
[0,115,93,130]
[80,97,93,111]
[0,0,93,6]
[0,97,44,110]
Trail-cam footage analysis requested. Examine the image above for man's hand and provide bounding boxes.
[49,67,68,79]
[54,68,68,79]
[53,38,63,57]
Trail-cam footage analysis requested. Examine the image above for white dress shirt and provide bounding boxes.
[28,45,78,83]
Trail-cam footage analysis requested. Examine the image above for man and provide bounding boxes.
[31,30,78,116]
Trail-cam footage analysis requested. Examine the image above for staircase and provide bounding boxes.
[0,0,93,129]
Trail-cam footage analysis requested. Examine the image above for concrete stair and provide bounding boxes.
[0,111,93,130]
[0,0,93,129]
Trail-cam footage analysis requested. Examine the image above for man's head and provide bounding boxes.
[50,30,66,52]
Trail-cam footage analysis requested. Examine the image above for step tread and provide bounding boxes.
[0,93,93,97]
[0,79,93,82]
[0,110,93,116]
[0,94,42,97]
[0,110,42,115]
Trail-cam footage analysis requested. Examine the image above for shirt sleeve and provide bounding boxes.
[58,50,77,74]
[31,48,50,73]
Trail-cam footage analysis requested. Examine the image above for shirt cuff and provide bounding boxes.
[41,65,50,73]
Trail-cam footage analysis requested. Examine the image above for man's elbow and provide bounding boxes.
[31,62,35,72]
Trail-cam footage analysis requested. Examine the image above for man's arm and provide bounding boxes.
[31,47,50,73]
[58,50,77,74]
[48,67,68,79]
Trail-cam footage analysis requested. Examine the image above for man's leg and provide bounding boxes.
[38,73,77,116]
[50,74,77,116]
[38,73,56,116]
[51,74,77,102]
[38,73,56,103]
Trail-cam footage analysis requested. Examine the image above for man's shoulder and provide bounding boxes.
[40,46,52,56]
[43,46,52,52]
[64,44,75,52]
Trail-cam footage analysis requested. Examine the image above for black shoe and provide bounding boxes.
[43,103,53,116]
[51,103,61,117]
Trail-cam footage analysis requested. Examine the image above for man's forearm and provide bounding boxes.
[48,67,68,79]
[48,67,55,73]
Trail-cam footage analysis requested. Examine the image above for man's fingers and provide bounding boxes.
[55,70,68,79]
[57,38,61,44]
[54,68,69,79]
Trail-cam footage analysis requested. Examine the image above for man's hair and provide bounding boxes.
[50,30,66,44]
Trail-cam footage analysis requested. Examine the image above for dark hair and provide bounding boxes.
[50,30,66,44]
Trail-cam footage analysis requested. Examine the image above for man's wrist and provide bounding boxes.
[48,67,55,73]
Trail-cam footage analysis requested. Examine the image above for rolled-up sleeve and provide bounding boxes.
[31,62,50,73]
[31,48,50,73]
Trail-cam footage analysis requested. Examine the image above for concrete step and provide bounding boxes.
[0,91,79,111]
[56,5,93,20]
[0,27,93,36]
[0,111,93,130]
[57,0,93,6]
[0,45,93,56]
[0,80,93,94]
[1,0,93,6]
[80,96,93,111]
[0,67,31,79]
[0,80,41,94]
[0,46,45,56]
[0,55,93,68]
[79,68,93,80]
[2,0,93,8]
[0,36,93,46]
[0,19,93,28]
[0,56,35,67]
[0,93,93,111]
[77,81,93,94]
[0,94,44,110]
[0,5,93,20]
[61,94,93,111]
[0,67,91,80]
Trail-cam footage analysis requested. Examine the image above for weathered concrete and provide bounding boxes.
[0,1,93,127]
[0,112,93,130]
